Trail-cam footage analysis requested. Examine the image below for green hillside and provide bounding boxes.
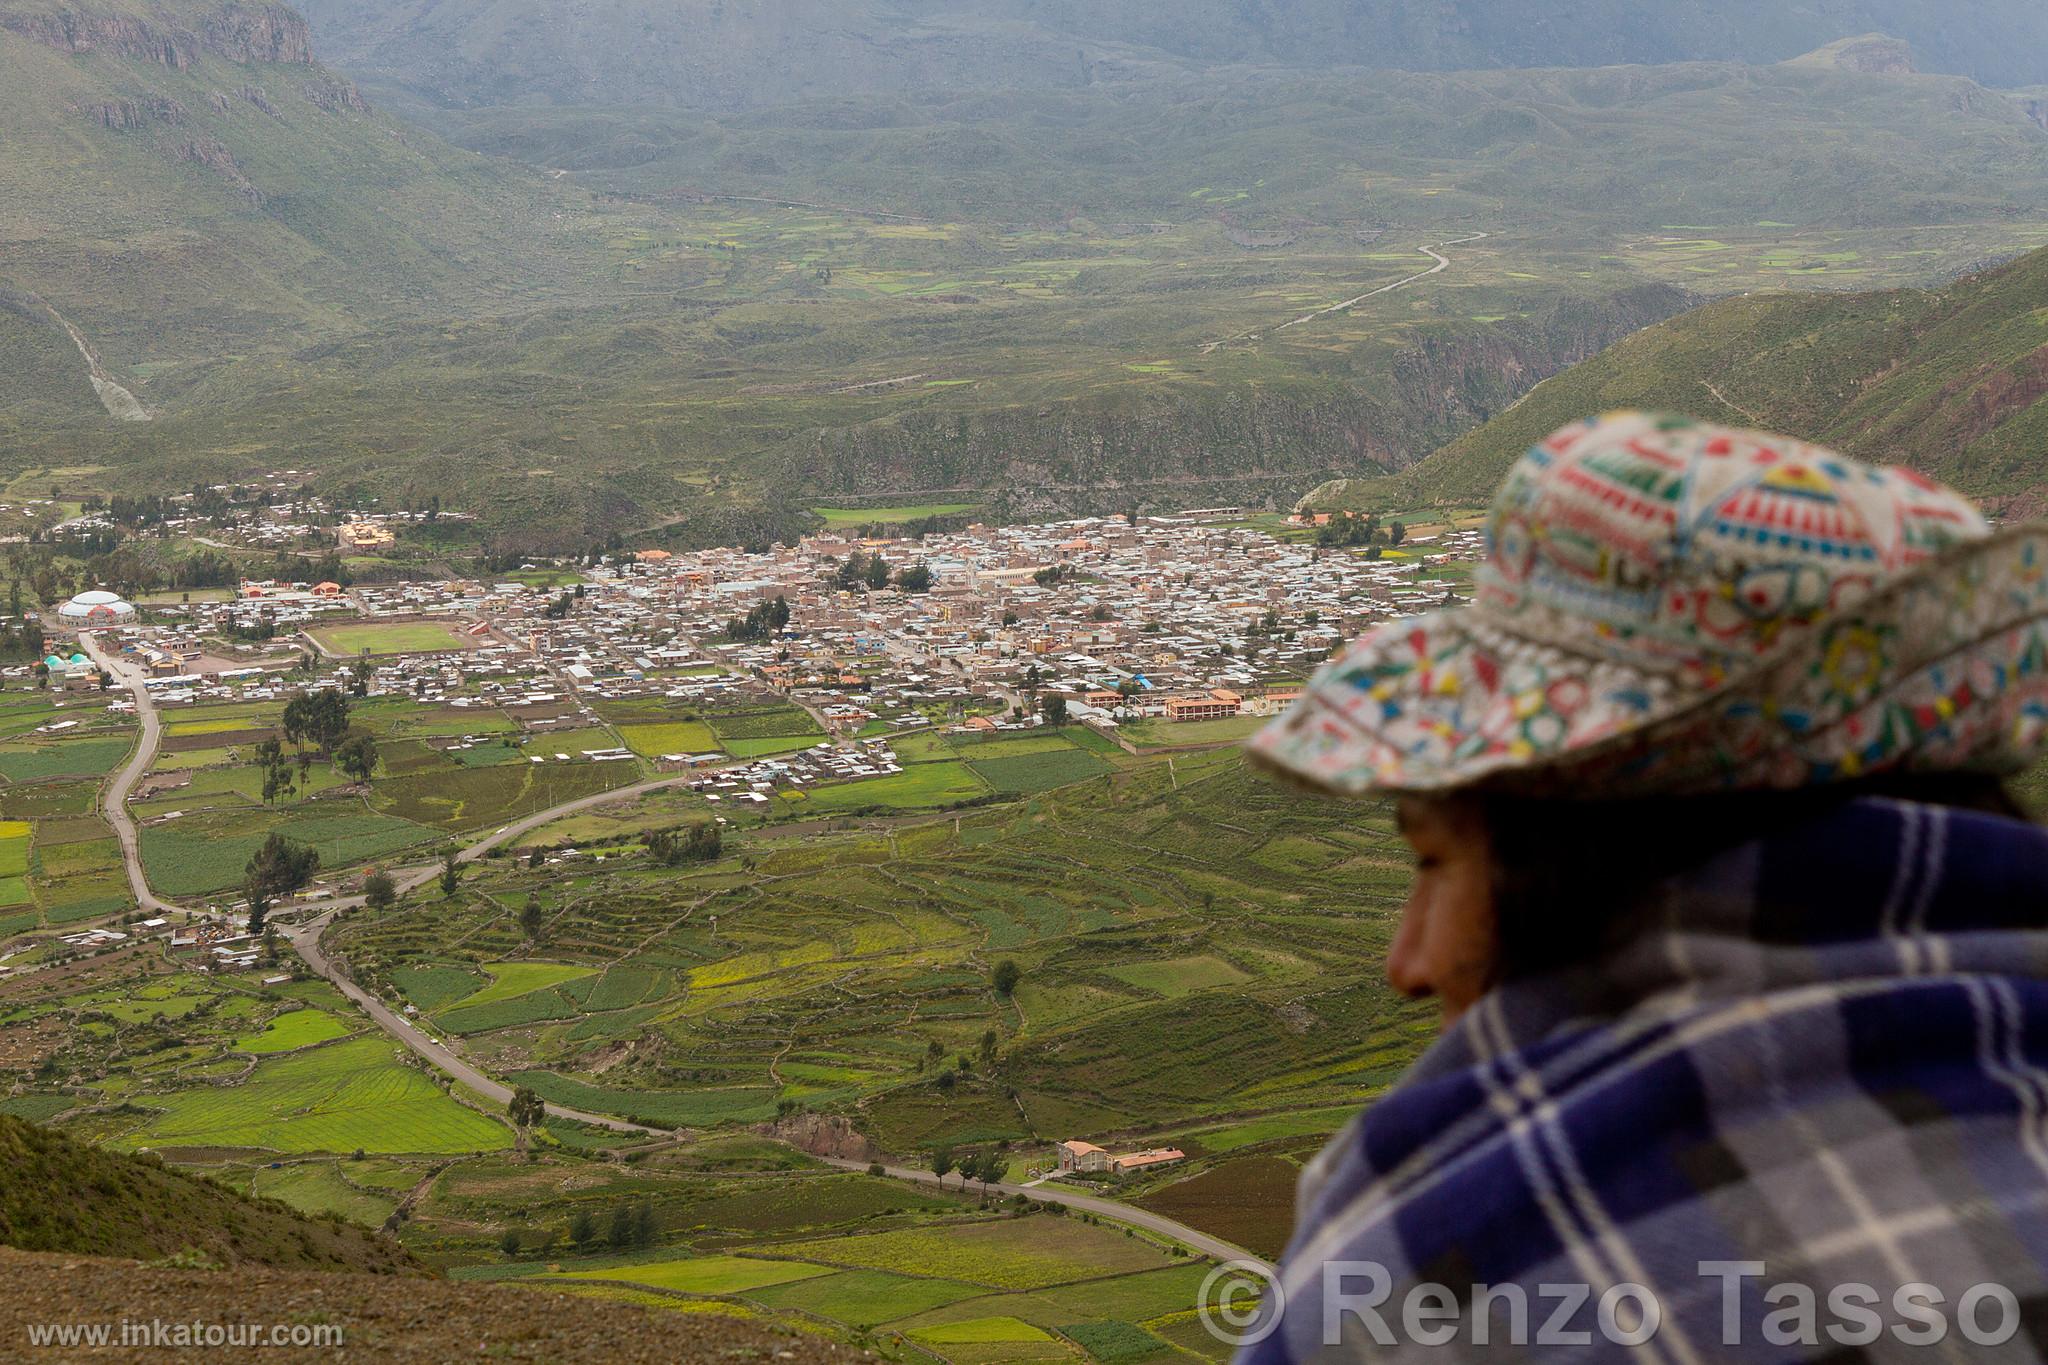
[291,0,2048,114]
[436,59,2048,229]
[0,0,591,373]
[1369,244,2048,511]
[0,1113,420,1272]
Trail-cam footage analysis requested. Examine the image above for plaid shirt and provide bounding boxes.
[1242,798,2048,1362]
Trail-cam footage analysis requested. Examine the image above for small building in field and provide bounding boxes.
[1057,1140,1109,1173]
[1059,1139,1187,1177]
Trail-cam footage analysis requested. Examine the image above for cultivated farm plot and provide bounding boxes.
[234,1009,354,1053]
[0,821,30,909]
[0,735,131,783]
[615,721,719,758]
[787,759,988,814]
[140,808,436,895]
[1101,956,1251,999]
[373,758,639,832]
[966,748,1109,794]
[122,1037,510,1155]
[777,1216,1176,1290]
[507,1071,779,1126]
[748,1268,986,1325]
[557,1254,830,1295]
[449,961,596,1010]
[389,964,488,1012]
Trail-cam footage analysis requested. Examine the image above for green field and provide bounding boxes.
[309,621,474,656]
[0,737,132,783]
[140,809,436,895]
[1103,956,1252,999]
[234,1010,354,1054]
[812,503,978,527]
[616,721,719,758]
[451,962,598,1010]
[777,1218,1176,1290]
[966,748,1110,794]
[748,1269,986,1325]
[123,1038,511,1154]
[790,759,989,814]
[911,1317,1055,1345]
[559,1255,831,1295]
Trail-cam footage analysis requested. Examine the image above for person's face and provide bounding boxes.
[1389,796,1497,1025]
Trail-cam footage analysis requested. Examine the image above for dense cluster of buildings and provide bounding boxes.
[44,513,1480,792]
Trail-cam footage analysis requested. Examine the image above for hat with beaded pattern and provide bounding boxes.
[1249,411,2048,798]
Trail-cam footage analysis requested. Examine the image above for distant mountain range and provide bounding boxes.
[1358,243,2048,513]
[9,0,2048,544]
[288,0,2048,115]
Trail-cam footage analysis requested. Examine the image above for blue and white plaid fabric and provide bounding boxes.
[1242,798,2048,1362]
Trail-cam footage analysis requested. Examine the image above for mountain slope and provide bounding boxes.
[0,0,593,406]
[1383,245,2048,511]
[0,1113,418,1273]
[290,0,2048,115]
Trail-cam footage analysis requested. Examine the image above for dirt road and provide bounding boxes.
[77,634,178,914]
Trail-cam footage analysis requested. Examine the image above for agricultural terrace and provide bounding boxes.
[1,935,1247,1363]
[307,619,478,657]
[329,746,1430,1256]
[0,687,137,930]
[133,692,649,895]
[0,964,511,1158]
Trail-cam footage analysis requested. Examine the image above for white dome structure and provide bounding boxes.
[57,589,136,623]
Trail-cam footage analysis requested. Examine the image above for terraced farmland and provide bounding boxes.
[121,1037,512,1155]
[328,748,1426,1164]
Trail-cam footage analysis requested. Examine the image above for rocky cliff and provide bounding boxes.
[3,0,313,67]
[798,284,1690,519]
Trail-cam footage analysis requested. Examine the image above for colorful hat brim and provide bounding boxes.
[1249,524,2048,799]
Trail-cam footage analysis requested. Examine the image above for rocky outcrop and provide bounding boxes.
[302,72,370,113]
[2018,96,2048,132]
[173,137,262,204]
[4,2,312,67]
[82,96,187,129]
[202,2,313,63]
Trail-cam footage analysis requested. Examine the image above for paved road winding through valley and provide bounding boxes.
[85,642,1268,1266]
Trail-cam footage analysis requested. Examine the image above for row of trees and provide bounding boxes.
[646,822,721,865]
[930,1145,1008,1196]
[831,552,933,595]
[1313,510,1406,549]
[726,594,791,641]
[256,689,380,805]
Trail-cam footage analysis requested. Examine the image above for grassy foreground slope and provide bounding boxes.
[0,1113,418,1273]
[1378,244,2048,511]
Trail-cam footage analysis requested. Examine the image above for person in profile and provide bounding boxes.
[1241,411,2048,1360]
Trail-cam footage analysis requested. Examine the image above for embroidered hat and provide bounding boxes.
[1250,411,2048,798]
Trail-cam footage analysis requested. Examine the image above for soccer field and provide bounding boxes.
[309,620,474,656]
